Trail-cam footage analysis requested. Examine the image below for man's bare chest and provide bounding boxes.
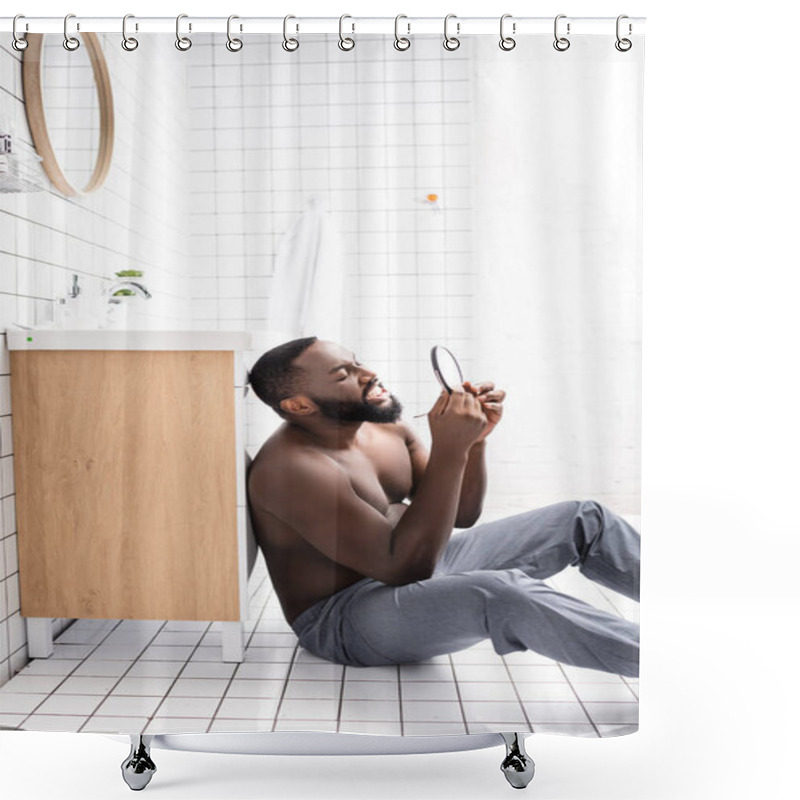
[329,434,413,511]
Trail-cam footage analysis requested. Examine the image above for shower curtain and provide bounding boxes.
[0,24,643,741]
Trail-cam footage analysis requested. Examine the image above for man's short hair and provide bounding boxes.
[248,336,318,418]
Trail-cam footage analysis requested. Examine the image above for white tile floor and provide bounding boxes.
[0,518,639,739]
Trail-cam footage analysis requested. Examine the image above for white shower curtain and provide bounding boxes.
[472,37,642,518]
[1,26,642,745]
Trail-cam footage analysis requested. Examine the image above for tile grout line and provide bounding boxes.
[20,617,168,734]
[336,664,347,734]
[447,653,469,735]
[205,576,273,733]
[270,641,302,733]
[137,622,214,735]
[396,663,404,736]
[557,663,601,738]
[212,32,221,330]
[621,675,639,699]
[501,654,534,735]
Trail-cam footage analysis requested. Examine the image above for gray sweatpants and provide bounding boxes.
[290,500,640,677]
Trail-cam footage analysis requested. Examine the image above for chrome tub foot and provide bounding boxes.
[121,735,157,791]
[499,732,535,789]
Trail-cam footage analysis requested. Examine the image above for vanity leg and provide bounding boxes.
[221,621,244,662]
[25,618,54,658]
[121,735,157,791]
[499,732,535,789]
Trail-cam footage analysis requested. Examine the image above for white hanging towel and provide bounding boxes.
[266,196,345,346]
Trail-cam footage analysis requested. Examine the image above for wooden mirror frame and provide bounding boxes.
[21,32,115,196]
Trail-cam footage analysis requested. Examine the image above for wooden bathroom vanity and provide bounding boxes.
[7,330,253,662]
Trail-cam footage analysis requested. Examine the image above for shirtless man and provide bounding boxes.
[247,336,641,676]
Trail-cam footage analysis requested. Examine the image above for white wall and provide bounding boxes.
[0,34,191,686]
[184,34,475,451]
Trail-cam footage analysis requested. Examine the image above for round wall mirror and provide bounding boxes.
[22,33,114,196]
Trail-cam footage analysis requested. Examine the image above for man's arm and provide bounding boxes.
[385,501,409,527]
[401,423,487,528]
[455,440,487,527]
[251,391,486,585]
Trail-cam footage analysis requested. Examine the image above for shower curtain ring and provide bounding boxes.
[12,15,28,51]
[553,14,570,51]
[226,15,243,52]
[443,14,460,51]
[122,14,139,51]
[394,14,411,51]
[499,14,516,51]
[615,15,632,51]
[175,14,192,50]
[283,15,299,52]
[338,14,355,51]
[63,14,80,51]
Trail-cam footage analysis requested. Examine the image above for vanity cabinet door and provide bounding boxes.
[10,349,240,621]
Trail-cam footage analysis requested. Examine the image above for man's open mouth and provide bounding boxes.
[364,380,389,402]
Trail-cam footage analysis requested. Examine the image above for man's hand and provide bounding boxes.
[428,388,488,455]
[462,381,505,441]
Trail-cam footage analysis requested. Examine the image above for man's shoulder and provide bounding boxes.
[249,428,332,491]
[381,419,426,450]
[370,419,416,441]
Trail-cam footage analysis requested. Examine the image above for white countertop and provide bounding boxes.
[5,329,253,351]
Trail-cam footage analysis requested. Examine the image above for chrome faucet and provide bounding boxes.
[104,281,152,302]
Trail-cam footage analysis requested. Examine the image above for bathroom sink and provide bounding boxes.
[5,329,252,351]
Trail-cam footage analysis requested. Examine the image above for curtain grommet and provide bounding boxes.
[63,13,80,51]
[499,14,516,51]
[283,15,299,52]
[175,13,192,51]
[338,14,355,51]
[394,14,411,51]
[12,14,29,51]
[553,14,571,52]
[615,15,632,51]
[226,15,243,52]
[443,13,460,51]
[122,14,139,51]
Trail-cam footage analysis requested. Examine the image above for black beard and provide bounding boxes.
[312,394,404,423]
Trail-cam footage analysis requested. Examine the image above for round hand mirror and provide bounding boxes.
[431,345,464,394]
[22,33,114,196]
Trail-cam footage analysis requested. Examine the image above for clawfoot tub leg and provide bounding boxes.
[499,732,535,789]
[121,735,157,791]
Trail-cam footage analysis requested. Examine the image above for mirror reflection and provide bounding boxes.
[40,37,101,191]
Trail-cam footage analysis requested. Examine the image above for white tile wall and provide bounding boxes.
[183,34,475,451]
[184,33,640,519]
[0,34,192,687]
